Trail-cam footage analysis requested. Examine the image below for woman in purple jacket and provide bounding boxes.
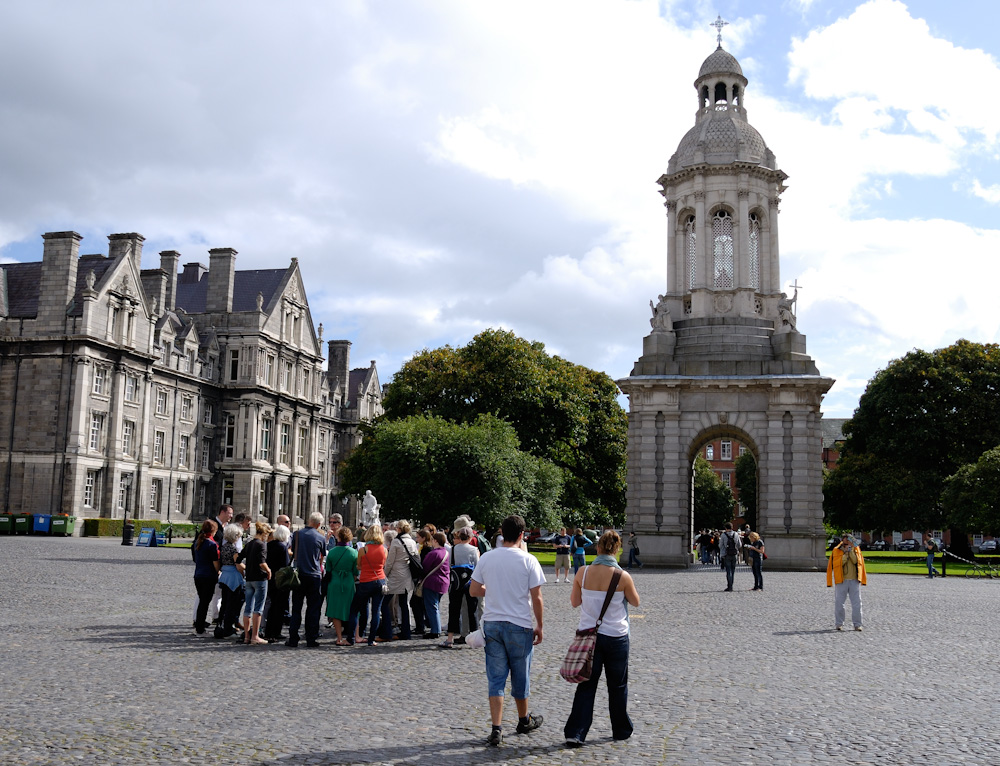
[420,531,450,639]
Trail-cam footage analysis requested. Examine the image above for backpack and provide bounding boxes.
[475,533,492,554]
[724,532,738,558]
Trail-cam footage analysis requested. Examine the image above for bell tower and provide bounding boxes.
[618,26,835,570]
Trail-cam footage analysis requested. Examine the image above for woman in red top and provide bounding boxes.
[347,525,388,646]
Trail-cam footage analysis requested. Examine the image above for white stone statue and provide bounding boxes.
[362,490,380,527]
[778,290,797,330]
[649,294,673,332]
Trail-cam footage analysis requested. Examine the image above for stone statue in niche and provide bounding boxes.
[649,294,673,332]
[778,290,797,330]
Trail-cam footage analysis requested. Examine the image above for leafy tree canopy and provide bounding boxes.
[942,446,1000,536]
[693,455,735,530]
[341,413,563,533]
[734,452,757,530]
[824,340,1000,536]
[380,329,628,526]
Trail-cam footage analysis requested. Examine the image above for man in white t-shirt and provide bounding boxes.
[470,514,546,747]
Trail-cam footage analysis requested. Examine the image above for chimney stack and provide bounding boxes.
[328,340,352,399]
[207,248,237,313]
[159,251,180,312]
[108,233,145,266]
[39,231,83,328]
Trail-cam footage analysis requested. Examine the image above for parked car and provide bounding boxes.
[869,540,888,551]
[535,532,560,545]
[977,539,999,554]
[896,539,919,551]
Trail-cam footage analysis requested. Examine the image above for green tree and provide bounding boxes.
[381,328,628,526]
[942,446,1000,536]
[734,451,757,530]
[693,455,735,530]
[341,413,563,533]
[824,340,1000,554]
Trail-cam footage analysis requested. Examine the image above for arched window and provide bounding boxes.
[748,212,760,290]
[713,210,734,289]
[714,82,727,108]
[685,215,697,289]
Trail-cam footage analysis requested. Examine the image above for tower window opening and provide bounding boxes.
[685,215,697,289]
[733,85,740,107]
[700,85,709,110]
[713,210,734,289]
[748,212,760,290]
[714,82,728,110]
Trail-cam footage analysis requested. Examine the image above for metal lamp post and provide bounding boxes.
[120,473,134,545]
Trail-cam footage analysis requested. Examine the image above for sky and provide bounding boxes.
[2,0,999,418]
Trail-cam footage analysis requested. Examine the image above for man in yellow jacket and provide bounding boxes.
[826,535,866,631]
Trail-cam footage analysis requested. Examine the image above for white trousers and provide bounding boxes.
[834,580,863,628]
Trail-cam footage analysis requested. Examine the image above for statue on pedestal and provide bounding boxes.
[649,294,673,332]
[362,490,380,527]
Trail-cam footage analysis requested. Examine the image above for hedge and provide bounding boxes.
[81,518,198,538]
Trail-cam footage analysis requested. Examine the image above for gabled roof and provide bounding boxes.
[2,253,139,319]
[174,268,286,314]
[821,418,848,449]
[68,254,118,317]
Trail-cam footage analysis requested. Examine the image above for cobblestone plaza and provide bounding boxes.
[1,537,993,765]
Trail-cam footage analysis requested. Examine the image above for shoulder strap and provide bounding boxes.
[595,569,623,627]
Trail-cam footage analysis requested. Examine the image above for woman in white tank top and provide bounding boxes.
[564,530,640,747]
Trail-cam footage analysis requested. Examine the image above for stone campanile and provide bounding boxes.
[618,37,834,570]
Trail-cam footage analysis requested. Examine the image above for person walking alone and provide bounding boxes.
[719,523,741,591]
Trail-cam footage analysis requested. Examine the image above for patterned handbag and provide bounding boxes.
[559,568,623,683]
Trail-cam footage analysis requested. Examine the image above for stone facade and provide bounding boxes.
[618,46,834,569]
[0,231,381,527]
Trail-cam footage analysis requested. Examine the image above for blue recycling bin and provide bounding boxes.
[32,514,53,534]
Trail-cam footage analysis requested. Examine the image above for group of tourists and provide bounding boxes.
[190,505,639,748]
[695,523,766,591]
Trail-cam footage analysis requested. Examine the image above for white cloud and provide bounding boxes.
[970,179,1000,204]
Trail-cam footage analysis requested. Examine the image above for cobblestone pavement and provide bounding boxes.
[1,536,995,765]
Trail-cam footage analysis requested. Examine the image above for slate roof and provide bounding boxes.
[821,418,848,449]
[1,253,119,319]
[175,268,287,314]
[1,261,42,317]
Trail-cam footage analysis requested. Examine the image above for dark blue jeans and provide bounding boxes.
[563,633,632,742]
[347,579,386,645]
[751,557,763,589]
[289,573,323,644]
[627,548,642,568]
[723,555,737,590]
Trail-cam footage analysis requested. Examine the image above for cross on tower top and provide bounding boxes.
[712,15,728,49]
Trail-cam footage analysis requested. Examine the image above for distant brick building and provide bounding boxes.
[0,231,381,526]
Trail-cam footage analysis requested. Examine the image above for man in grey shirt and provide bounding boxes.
[286,511,326,648]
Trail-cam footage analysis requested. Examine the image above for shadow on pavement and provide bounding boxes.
[254,735,587,765]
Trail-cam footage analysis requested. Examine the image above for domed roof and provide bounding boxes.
[698,47,743,79]
[670,111,773,171]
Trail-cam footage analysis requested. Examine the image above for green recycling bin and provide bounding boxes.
[13,514,32,534]
[0,515,11,534]
[51,515,77,536]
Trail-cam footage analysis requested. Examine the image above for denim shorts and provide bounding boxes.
[484,620,534,699]
[243,579,268,615]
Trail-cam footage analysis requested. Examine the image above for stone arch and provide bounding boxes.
[685,422,762,542]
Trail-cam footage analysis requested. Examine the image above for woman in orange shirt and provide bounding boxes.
[346,525,388,646]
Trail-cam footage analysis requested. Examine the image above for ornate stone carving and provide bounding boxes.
[714,293,733,313]
[649,294,673,332]
[777,291,797,329]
